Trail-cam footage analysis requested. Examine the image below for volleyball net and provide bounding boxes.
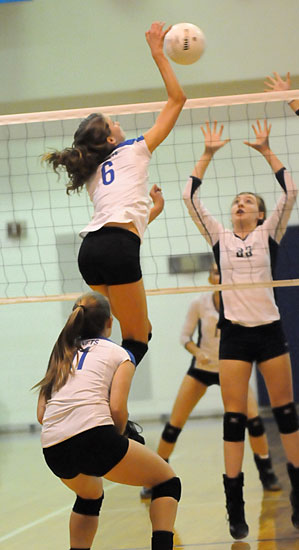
[1,90,299,305]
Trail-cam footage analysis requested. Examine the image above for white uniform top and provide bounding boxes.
[180,292,220,373]
[41,338,131,448]
[183,168,297,327]
[80,137,152,242]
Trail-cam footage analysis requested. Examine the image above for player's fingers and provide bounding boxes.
[263,119,270,133]
[163,25,172,37]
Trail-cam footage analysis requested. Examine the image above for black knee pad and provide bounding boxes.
[272,402,299,434]
[161,422,182,443]
[122,339,148,367]
[148,331,152,342]
[151,476,181,502]
[223,412,247,442]
[247,416,265,437]
[72,493,104,516]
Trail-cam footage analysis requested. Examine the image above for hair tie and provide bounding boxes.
[74,304,86,312]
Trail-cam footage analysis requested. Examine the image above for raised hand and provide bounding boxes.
[149,184,164,209]
[264,71,291,93]
[201,121,230,156]
[148,184,164,224]
[244,119,272,153]
[145,21,171,57]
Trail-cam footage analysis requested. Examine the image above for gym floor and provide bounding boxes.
[1,414,298,549]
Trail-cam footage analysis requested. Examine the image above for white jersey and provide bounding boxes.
[180,292,220,373]
[41,338,131,447]
[183,168,297,327]
[80,137,152,242]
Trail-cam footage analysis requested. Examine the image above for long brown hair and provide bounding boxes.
[33,292,111,400]
[43,113,115,194]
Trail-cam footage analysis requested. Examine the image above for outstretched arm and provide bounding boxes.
[244,119,284,172]
[183,122,227,247]
[148,184,164,224]
[245,120,297,242]
[264,72,299,115]
[143,21,186,153]
[192,121,230,180]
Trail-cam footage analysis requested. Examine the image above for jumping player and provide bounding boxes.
[140,263,281,499]
[43,21,186,368]
[34,292,181,550]
[183,120,299,539]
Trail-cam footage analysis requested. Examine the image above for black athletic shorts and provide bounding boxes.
[187,359,220,387]
[219,320,289,363]
[43,425,129,479]
[78,227,142,286]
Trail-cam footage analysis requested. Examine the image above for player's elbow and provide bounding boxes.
[172,91,187,107]
[180,335,188,347]
[37,410,44,425]
[179,91,187,105]
[182,188,191,207]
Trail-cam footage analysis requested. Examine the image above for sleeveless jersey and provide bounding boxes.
[41,338,131,447]
[180,292,220,373]
[183,168,297,327]
[80,137,152,241]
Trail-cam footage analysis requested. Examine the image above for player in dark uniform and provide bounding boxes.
[43,21,186,369]
[140,264,281,499]
[264,71,299,115]
[183,120,299,539]
[34,292,181,550]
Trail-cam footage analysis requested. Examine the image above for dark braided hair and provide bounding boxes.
[43,113,115,194]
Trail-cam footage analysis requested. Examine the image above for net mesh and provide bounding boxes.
[0,91,299,303]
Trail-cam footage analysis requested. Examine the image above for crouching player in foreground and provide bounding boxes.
[34,292,181,550]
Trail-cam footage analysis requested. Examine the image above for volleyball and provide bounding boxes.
[165,23,206,65]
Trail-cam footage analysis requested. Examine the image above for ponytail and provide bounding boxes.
[43,113,115,193]
[33,293,111,400]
